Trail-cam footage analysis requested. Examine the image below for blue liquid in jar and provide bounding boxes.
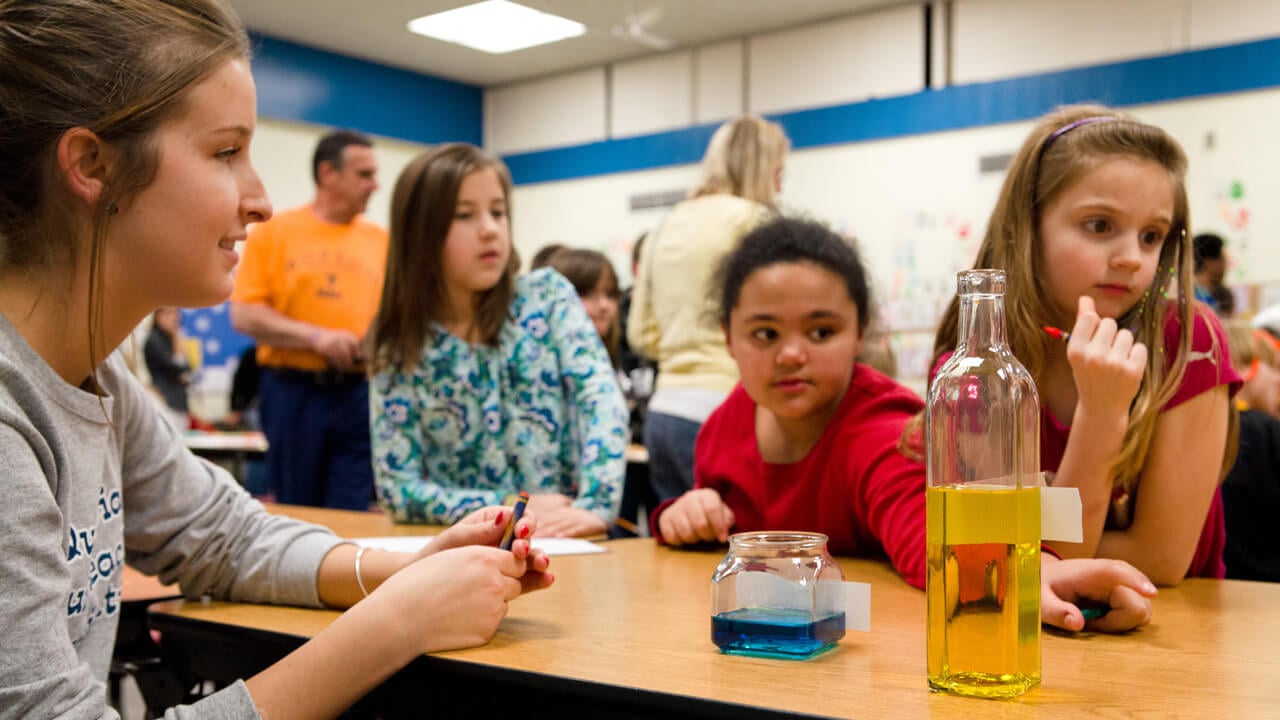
[712,607,845,659]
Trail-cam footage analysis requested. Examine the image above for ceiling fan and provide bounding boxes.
[606,3,675,51]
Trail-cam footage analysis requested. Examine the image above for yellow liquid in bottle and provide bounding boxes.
[926,484,1041,698]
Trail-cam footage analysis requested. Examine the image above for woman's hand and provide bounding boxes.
[1041,554,1157,633]
[370,544,554,655]
[421,505,537,557]
[1067,295,1148,422]
[537,506,607,538]
[526,492,572,515]
[657,488,735,545]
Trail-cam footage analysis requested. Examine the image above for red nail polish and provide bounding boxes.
[517,523,530,538]
[494,511,505,526]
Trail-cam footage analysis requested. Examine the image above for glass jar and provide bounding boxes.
[926,269,1041,698]
[710,531,846,659]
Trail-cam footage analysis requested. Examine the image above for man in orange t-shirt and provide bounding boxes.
[231,130,387,510]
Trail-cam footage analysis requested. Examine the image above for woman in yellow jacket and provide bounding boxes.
[628,115,790,501]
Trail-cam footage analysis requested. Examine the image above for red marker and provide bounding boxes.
[1043,326,1071,343]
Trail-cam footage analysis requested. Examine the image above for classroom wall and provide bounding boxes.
[952,0,1280,83]
[490,0,1280,154]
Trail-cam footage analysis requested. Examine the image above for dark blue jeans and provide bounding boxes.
[643,411,702,502]
[259,368,374,510]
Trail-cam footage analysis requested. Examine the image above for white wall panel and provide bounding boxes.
[610,51,694,138]
[951,0,1182,84]
[696,41,745,124]
[748,4,924,115]
[484,68,607,155]
[1188,0,1280,49]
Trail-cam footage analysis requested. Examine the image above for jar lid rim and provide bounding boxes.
[729,531,829,548]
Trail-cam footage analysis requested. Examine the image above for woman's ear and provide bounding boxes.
[56,127,112,207]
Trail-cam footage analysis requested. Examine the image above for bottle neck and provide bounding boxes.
[957,294,1008,352]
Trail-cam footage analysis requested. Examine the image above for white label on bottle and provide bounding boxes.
[843,581,871,632]
[1040,486,1084,543]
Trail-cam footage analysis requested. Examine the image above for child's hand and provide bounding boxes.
[1041,555,1157,633]
[537,506,607,538]
[658,489,735,545]
[1067,296,1148,419]
[372,544,554,654]
[526,492,572,515]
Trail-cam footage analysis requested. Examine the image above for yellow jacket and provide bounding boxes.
[627,194,772,395]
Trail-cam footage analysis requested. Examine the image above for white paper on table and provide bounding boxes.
[351,536,606,556]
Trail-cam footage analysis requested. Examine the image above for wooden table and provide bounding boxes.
[149,506,1280,719]
[183,431,268,485]
[183,430,269,454]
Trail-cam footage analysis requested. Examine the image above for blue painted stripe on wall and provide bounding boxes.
[503,36,1280,185]
[249,33,482,146]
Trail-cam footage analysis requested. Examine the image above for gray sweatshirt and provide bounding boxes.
[0,313,346,719]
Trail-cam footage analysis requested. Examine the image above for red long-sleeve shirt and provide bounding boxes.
[652,364,928,589]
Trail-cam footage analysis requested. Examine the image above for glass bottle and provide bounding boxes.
[711,531,845,659]
[925,269,1041,698]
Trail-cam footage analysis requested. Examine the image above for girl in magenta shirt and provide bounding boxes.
[932,105,1240,584]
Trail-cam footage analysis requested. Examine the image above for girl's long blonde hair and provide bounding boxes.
[932,104,1208,494]
[689,115,790,208]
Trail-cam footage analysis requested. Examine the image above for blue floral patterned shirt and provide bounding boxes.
[370,269,628,524]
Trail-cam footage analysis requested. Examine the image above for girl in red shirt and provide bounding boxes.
[653,216,1157,632]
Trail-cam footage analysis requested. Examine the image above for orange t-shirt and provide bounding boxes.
[231,206,388,372]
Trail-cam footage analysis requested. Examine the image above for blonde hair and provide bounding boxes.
[932,104,1202,495]
[0,0,249,377]
[690,115,790,207]
[1224,320,1277,369]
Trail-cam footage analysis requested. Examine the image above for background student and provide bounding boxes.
[652,216,1157,633]
[1192,232,1235,317]
[143,306,193,424]
[932,105,1240,584]
[367,143,629,539]
[0,1,552,717]
[230,129,387,511]
[543,247,623,368]
[1220,321,1280,582]
[628,114,790,502]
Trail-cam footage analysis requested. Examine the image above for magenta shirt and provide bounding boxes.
[935,303,1241,579]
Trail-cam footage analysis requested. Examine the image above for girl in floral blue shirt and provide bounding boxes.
[367,144,628,538]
